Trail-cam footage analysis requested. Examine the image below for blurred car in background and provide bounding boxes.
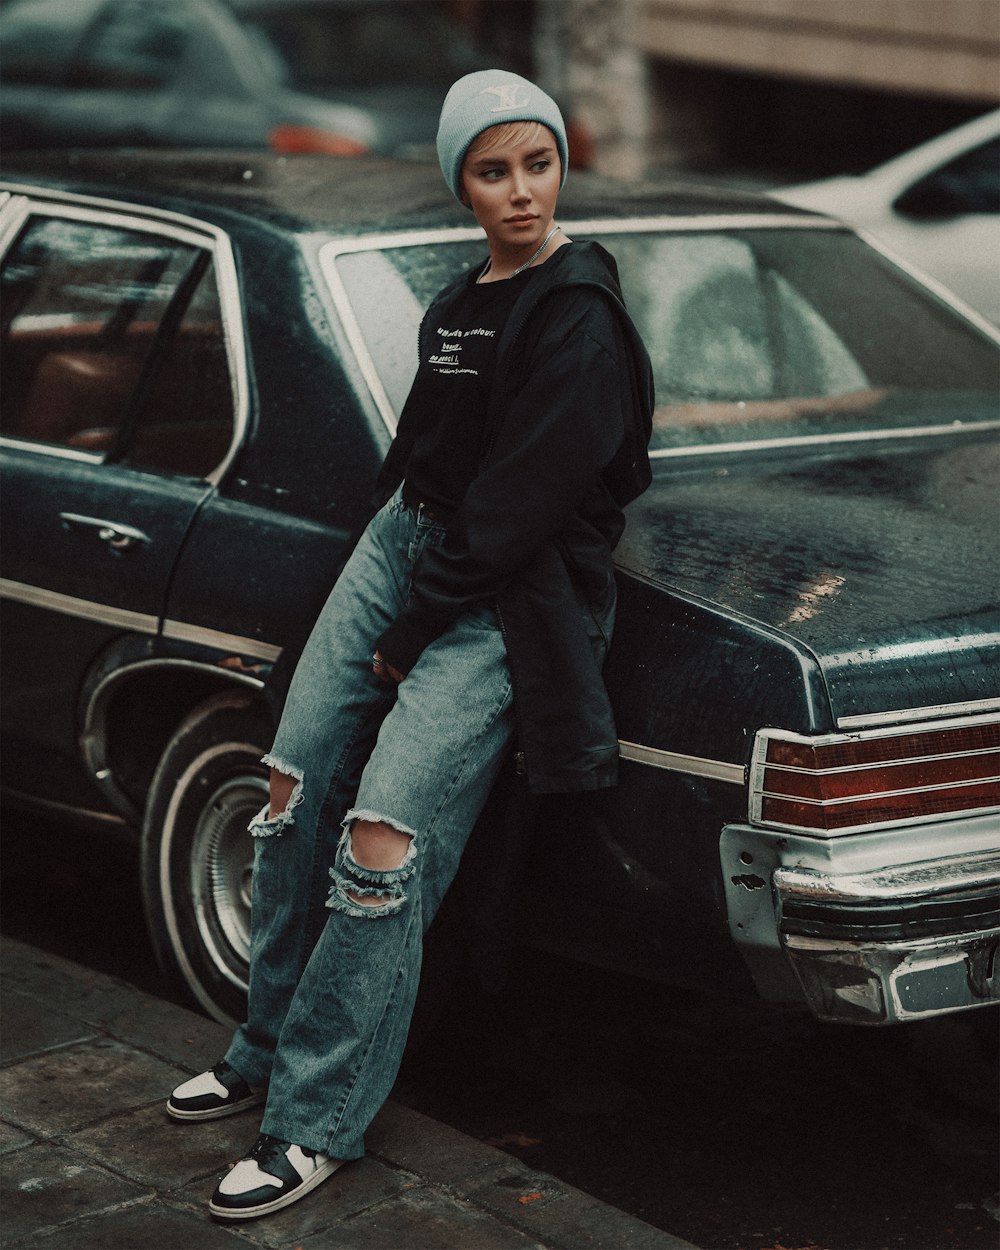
[0,0,498,158]
[1,152,998,1031]
[773,108,1000,324]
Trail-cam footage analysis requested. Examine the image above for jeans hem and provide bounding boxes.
[223,1042,272,1092]
[259,1116,366,1162]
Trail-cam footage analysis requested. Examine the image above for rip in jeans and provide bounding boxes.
[327,809,417,919]
[248,754,304,837]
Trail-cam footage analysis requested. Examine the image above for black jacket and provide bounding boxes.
[374,241,654,794]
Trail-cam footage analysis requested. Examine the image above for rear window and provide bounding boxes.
[330,227,999,453]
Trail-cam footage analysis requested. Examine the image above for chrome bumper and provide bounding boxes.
[720,816,1000,1025]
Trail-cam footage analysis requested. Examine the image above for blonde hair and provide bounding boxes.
[464,120,551,160]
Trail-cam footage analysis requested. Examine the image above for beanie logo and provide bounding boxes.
[480,82,529,112]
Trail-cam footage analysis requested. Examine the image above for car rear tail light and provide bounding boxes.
[268,125,367,156]
[750,715,1000,833]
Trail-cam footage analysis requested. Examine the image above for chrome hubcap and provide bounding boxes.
[189,771,266,992]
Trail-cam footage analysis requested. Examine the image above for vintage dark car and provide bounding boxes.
[1,151,998,1030]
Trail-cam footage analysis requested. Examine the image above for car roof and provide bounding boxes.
[1,150,819,238]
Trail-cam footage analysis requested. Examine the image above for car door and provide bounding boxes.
[0,190,243,806]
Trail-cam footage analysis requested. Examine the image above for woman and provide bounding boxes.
[166,69,654,1222]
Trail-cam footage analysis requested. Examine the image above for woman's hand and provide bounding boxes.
[372,651,405,684]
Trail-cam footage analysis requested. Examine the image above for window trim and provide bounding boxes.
[0,184,249,485]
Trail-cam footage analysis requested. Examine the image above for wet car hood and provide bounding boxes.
[615,432,1000,725]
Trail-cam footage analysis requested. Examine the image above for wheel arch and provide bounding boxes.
[81,657,272,824]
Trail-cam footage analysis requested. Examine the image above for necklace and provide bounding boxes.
[478,225,561,283]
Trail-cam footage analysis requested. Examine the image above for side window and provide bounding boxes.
[1,214,234,478]
[896,138,1000,217]
[70,2,190,90]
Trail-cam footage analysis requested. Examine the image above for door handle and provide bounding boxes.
[59,512,150,553]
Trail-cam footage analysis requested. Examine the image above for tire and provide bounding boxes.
[141,692,272,1024]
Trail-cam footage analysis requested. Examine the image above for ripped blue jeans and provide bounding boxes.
[224,488,514,1160]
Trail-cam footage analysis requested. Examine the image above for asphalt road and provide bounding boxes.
[2,809,997,1250]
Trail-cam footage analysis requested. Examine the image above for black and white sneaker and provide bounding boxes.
[209,1133,343,1220]
[166,1060,266,1121]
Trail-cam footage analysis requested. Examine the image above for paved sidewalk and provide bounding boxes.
[0,938,698,1249]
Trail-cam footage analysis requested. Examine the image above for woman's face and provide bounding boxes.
[460,123,561,256]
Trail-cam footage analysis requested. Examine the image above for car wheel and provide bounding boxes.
[141,692,272,1024]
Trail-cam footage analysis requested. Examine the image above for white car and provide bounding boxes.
[773,109,1000,324]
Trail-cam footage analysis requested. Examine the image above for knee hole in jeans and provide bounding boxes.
[249,758,304,837]
[327,814,417,918]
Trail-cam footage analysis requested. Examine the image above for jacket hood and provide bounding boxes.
[540,237,625,295]
[495,240,655,509]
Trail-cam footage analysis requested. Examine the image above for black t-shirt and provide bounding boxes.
[400,264,537,510]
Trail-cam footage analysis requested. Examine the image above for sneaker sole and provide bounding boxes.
[209,1157,344,1220]
[166,1091,266,1122]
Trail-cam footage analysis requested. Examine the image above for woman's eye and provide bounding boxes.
[530,160,551,173]
[481,168,504,180]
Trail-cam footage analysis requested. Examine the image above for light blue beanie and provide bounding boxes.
[437,69,569,205]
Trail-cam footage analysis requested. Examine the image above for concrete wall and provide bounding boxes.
[643,0,1000,103]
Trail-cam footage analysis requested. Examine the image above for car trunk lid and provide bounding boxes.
[616,433,1000,729]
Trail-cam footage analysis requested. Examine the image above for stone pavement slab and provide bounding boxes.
[16,1200,255,1250]
[1,937,699,1249]
[1,1140,151,1236]
[0,1037,182,1136]
[297,1186,547,1249]
[70,1104,261,1191]
[0,987,97,1063]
